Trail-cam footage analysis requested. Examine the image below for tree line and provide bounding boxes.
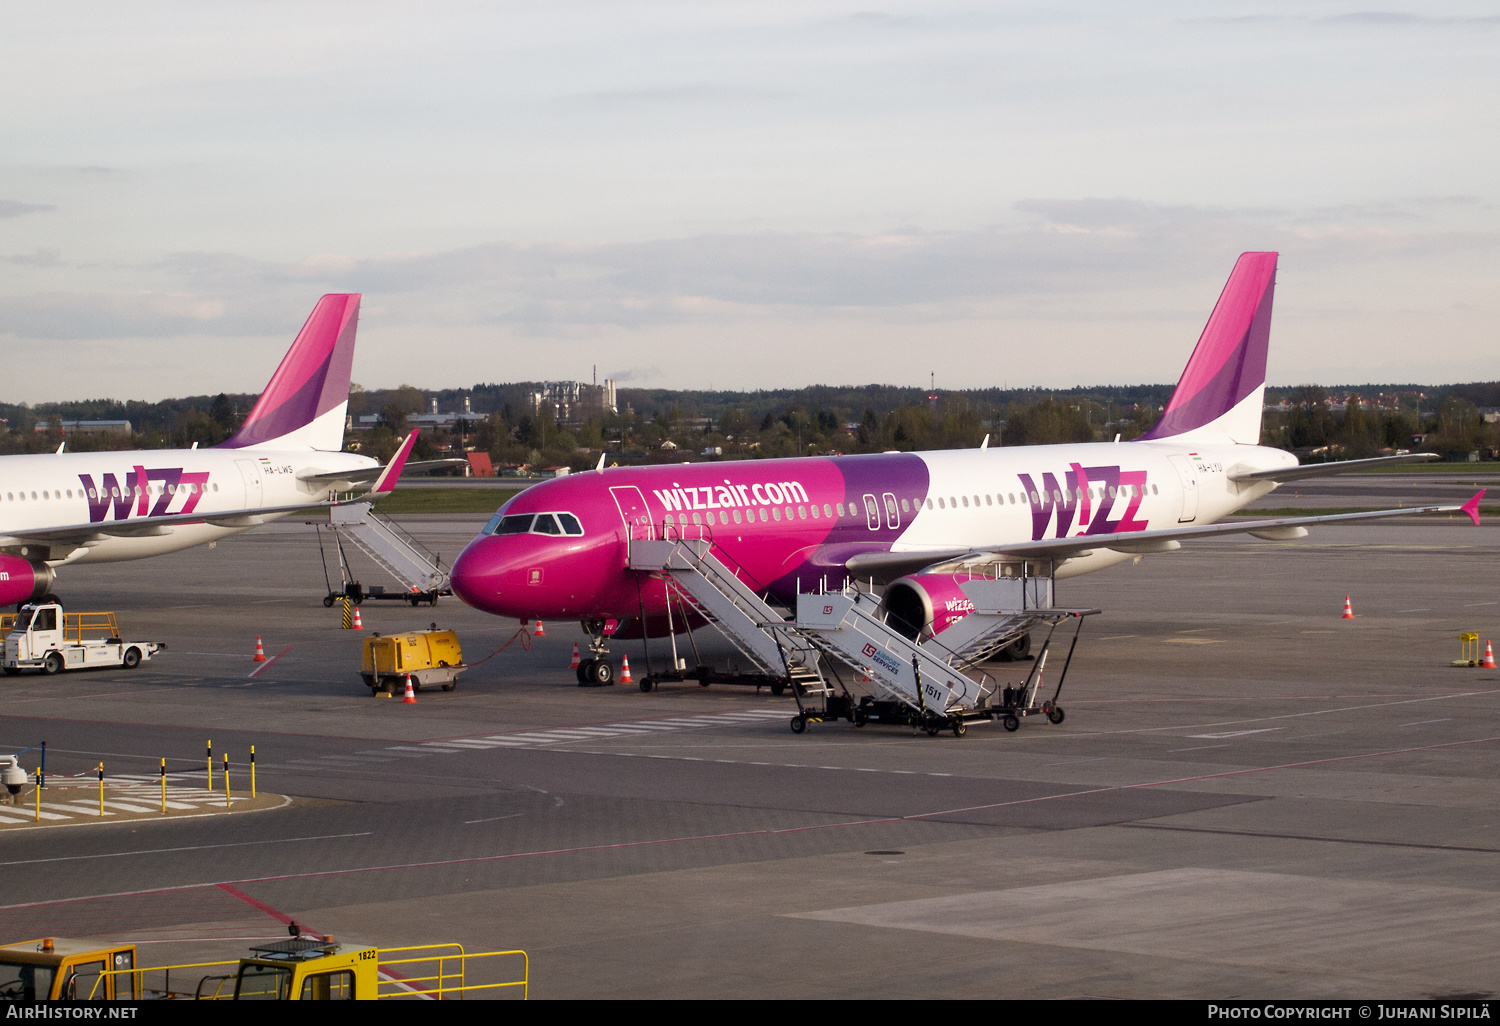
[2,381,1495,467]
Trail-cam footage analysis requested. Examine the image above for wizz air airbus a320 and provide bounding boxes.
[449,252,1481,684]
[0,294,418,606]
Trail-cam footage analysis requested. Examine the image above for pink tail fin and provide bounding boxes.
[221,294,361,451]
[1140,253,1277,444]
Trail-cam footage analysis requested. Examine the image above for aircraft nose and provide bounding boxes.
[450,539,507,614]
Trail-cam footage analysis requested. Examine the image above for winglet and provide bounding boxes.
[1462,489,1485,526]
[370,430,420,495]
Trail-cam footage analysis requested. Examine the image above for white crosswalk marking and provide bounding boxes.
[402,707,791,755]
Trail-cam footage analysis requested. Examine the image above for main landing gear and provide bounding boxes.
[576,618,616,687]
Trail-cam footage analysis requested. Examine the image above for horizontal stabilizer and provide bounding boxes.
[297,456,463,488]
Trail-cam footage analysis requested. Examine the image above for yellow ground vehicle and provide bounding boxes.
[0,938,138,1000]
[1,936,526,1001]
[113,939,526,1000]
[361,626,464,693]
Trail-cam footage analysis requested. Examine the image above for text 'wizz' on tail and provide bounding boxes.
[220,293,361,452]
[1140,252,1277,446]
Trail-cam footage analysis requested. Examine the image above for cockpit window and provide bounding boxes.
[494,514,534,535]
[487,511,584,537]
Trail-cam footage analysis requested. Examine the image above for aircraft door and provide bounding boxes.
[235,459,263,508]
[1167,455,1198,522]
[882,492,901,530]
[862,494,880,531]
[610,485,654,540]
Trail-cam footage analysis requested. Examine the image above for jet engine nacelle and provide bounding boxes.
[0,555,54,607]
[879,573,978,642]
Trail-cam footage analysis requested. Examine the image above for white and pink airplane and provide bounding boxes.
[449,252,1481,682]
[0,294,419,606]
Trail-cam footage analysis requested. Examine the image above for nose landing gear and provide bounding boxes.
[576,619,617,687]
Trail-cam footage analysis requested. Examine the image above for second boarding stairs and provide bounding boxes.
[629,535,1091,730]
[327,501,450,600]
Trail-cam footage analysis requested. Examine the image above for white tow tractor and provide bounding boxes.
[1,604,165,676]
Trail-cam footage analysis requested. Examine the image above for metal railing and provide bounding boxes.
[0,611,120,643]
[376,945,528,1000]
[92,946,528,1001]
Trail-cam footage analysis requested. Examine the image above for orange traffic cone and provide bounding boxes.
[534,619,546,638]
[569,643,581,669]
[253,636,267,662]
[1342,596,1354,619]
[619,656,633,684]
[402,677,417,704]
[1484,641,1497,669]
[351,605,363,630]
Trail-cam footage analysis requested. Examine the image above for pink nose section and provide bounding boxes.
[449,546,494,612]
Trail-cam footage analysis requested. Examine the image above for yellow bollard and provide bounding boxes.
[250,745,256,798]
[1454,632,1480,667]
[206,740,213,790]
[98,762,104,817]
[160,758,166,815]
[223,753,231,810]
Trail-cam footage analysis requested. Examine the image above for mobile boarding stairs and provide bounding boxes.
[627,527,1097,736]
[310,502,452,607]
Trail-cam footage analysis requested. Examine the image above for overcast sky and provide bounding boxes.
[2,2,1497,403]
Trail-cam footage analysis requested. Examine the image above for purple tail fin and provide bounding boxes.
[221,294,361,451]
[1139,253,1277,444]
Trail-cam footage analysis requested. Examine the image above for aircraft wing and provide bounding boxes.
[0,499,345,550]
[844,491,1484,577]
[0,433,425,554]
[1228,452,1439,484]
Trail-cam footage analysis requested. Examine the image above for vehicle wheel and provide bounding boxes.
[853,708,867,727]
[590,659,614,686]
[1047,705,1065,725]
[122,647,142,669]
[409,596,420,607]
[576,660,593,684]
[770,680,785,696]
[1003,714,1020,732]
[41,653,63,675]
[639,677,653,693]
[2,666,19,676]
[952,719,967,737]
[442,682,456,692]
[1007,634,1031,660]
[790,715,806,734]
[323,595,335,608]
